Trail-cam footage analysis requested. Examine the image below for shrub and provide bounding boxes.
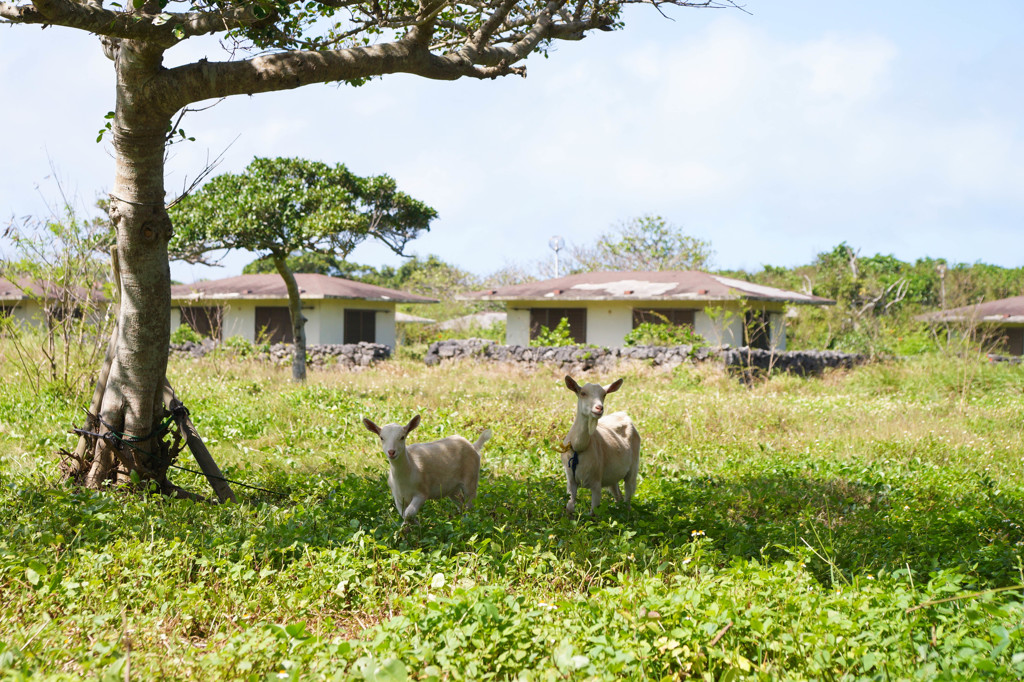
[624,320,707,347]
[221,335,256,357]
[531,317,575,347]
[171,323,204,345]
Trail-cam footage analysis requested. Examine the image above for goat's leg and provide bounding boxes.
[624,463,639,509]
[402,494,427,524]
[463,478,478,511]
[564,462,578,515]
[610,482,624,502]
[589,486,602,515]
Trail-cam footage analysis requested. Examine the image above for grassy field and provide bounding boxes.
[1,352,1023,680]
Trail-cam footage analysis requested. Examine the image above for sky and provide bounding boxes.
[2,1,1022,284]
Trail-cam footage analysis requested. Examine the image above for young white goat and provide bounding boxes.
[362,414,491,523]
[561,375,641,515]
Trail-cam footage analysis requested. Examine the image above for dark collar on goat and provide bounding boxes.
[568,449,579,478]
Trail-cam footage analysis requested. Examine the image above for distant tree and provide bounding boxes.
[572,215,714,272]
[170,157,436,381]
[483,263,540,288]
[369,255,475,295]
[243,252,378,281]
[372,255,483,323]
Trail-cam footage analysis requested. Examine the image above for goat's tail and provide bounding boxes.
[473,428,493,452]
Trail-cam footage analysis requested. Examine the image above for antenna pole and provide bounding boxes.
[549,235,564,279]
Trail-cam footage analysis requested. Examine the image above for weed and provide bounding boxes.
[0,354,1022,678]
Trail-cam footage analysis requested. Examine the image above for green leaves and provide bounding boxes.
[3,355,1024,678]
[574,214,715,272]
[168,156,436,265]
[25,559,45,587]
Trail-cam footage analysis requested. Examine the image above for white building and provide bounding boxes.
[1,277,109,328]
[171,273,436,348]
[462,270,833,349]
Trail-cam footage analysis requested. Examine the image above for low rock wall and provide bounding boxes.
[170,340,391,369]
[424,338,866,376]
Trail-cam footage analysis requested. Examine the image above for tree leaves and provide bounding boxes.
[572,215,715,273]
[168,157,436,264]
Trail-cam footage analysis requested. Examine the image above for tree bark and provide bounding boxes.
[273,252,308,382]
[82,37,177,488]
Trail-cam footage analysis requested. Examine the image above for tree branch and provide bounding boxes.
[156,40,422,109]
[2,0,265,43]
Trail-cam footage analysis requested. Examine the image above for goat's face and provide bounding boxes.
[565,376,624,420]
[363,414,421,461]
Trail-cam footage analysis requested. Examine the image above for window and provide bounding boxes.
[179,306,223,341]
[255,307,293,344]
[632,308,695,329]
[999,327,1023,356]
[529,308,587,343]
[344,309,377,344]
[744,310,771,350]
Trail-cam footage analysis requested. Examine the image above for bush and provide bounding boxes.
[531,317,575,347]
[170,323,204,345]
[624,321,707,347]
[221,335,256,357]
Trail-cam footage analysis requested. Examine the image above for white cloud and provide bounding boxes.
[4,6,1024,279]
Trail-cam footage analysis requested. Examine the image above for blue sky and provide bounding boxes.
[2,1,1022,283]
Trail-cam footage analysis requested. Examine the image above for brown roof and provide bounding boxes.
[170,273,437,304]
[0,277,107,303]
[918,295,1024,324]
[462,270,833,305]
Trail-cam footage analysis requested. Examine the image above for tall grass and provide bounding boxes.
[1,353,1022,679]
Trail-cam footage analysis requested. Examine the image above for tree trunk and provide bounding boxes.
[272,253,308,382]
[78,38,177,489]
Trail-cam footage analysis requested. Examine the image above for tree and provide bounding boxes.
[169,157,436,381]
[1,0,739,493]
[370,254,484,323]
[243,252,379,282]
[572,214,714,272]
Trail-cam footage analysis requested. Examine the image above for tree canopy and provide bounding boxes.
[572,214,715,272]
[169,157,436,264]
[242,252,379,280]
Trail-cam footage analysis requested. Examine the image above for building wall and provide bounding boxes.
[376,310,396,348]
[770,312,787,351]
[172,298,399,347]
[506,308,532,346]
[505,300,789,349]
[585,302,634,347]
[226,303,255,341]
[319,300,343,345]
[3,301,44,327]
[3,300,108,329]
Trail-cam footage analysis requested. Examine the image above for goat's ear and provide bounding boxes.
[604,378,624,394]
[405,414,421,434]
[362,418,381,435]
[564,375,581,394]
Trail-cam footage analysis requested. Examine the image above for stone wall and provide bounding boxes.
[170,340,391,369]
[424,338,867,376]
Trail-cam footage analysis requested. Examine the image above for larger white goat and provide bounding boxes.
[362,414,491,523]
[561,375,641,515]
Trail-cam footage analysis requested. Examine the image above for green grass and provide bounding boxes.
[1,354,1022,679]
